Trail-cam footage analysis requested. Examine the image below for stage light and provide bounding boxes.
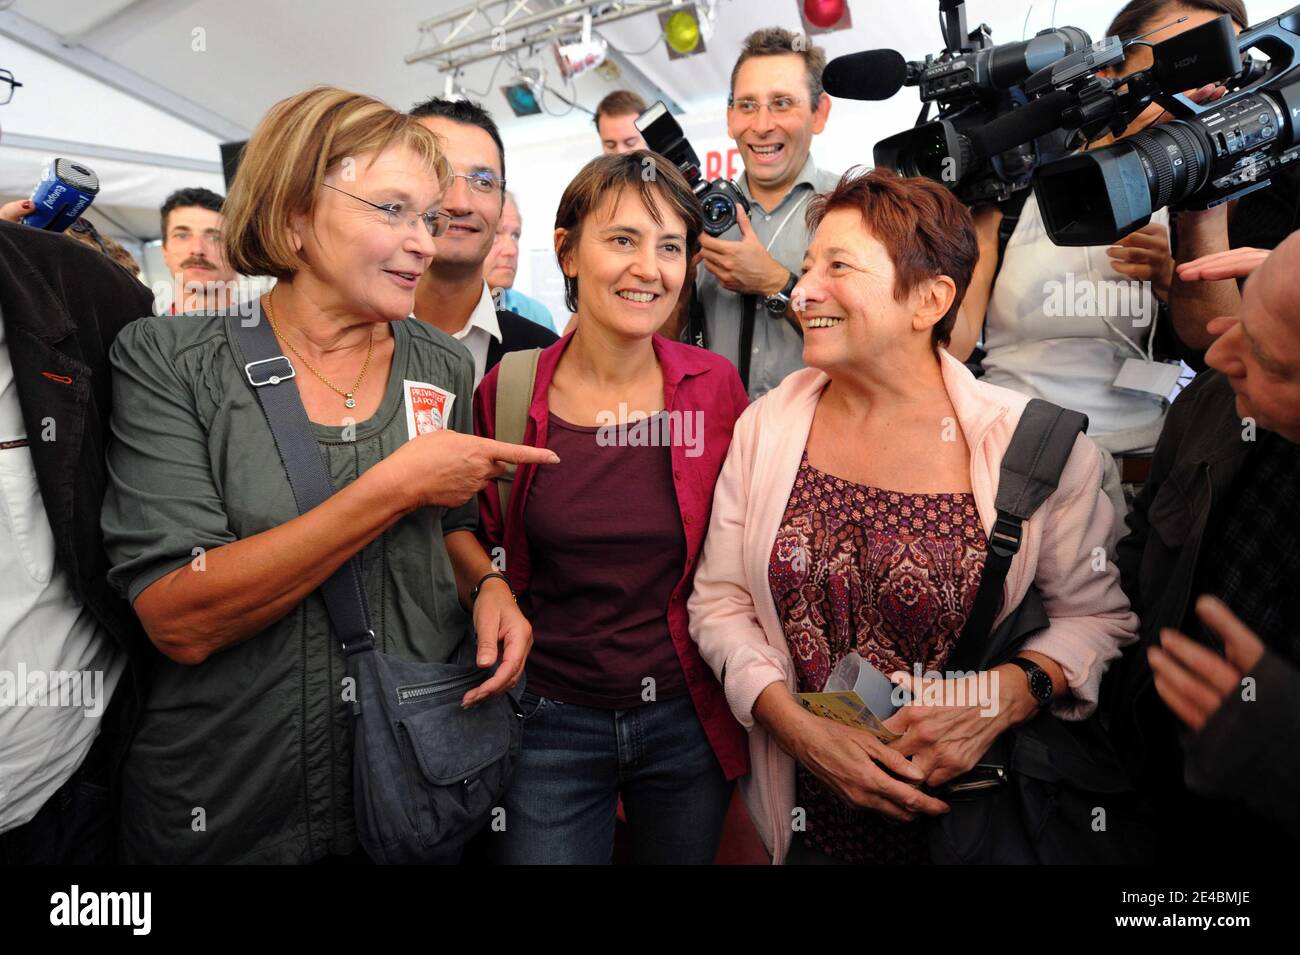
[502,70,543,116]
[659,3,707,60]
[666,11,699,53]
[553,36,608,81]
[801,0,852,33]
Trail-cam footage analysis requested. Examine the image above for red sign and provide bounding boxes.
[704,148,742,181]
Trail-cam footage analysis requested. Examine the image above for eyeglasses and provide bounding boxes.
[450,172,507,195]
[322,183,452,237]
[729,95,805,116]
[0,69,23,106]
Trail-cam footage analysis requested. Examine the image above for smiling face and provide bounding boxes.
[727,53,829,200]
[162,205,236,290]
[1205,244,1300,442]
[794,206,955,376]
[483,195,521,290]
[415,114,503,271]
[291,145,441,322]
[556,185,688,341]
[597,111,647,155]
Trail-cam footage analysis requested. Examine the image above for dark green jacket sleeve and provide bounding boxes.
[101,318,237,604]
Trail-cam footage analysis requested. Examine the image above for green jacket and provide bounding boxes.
[103,311,475,863]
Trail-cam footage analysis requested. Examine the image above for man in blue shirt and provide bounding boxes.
[484,191,557,334]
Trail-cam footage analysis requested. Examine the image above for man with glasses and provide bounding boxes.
[409,98,556,385]
[694,27,839,399]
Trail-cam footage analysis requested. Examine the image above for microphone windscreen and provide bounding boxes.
[823,50,909,101]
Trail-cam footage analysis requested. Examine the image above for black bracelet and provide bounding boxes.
[470,571,514,604]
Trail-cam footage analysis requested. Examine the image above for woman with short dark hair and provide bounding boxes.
[689,167,1138,864]
[473,152,749,863]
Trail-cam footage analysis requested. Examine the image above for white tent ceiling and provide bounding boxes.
[3,0,1299,254]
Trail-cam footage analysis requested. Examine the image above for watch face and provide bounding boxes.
[765,295,788,314]
[1029,669,1053,703]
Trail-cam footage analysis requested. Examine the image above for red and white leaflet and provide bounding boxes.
[403,379,456,440]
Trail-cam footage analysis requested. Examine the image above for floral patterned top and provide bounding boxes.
[768,451,988,863]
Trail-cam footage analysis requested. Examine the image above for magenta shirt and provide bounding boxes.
[473,333,752,780]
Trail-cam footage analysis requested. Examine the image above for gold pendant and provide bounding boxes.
[344,394,356,409]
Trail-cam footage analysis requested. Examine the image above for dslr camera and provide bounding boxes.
[635,100,750,237]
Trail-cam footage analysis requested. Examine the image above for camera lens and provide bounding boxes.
[701,192,736,235]
[1122,121,1209,211]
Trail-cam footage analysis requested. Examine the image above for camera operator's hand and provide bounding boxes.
[1176,246,1270,282]
[1108,222,1175,302]
[698,204,789,296]
[1148,82,1228,129]
[0,199,33,223]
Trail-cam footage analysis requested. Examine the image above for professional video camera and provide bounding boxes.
[1031,8,1300,245]
[824,0,1093,204]
[635,100,750,237]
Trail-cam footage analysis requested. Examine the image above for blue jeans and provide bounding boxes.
[489,692,732,864]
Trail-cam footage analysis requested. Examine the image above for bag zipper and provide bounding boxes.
[395,672,481,704]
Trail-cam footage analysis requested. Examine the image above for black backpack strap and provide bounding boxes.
[226,309,375,655]
[950,398,1089,670]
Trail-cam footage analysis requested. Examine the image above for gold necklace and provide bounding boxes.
[263,294,375,409]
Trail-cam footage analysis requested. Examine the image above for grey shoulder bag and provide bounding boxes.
[228,313,522,865]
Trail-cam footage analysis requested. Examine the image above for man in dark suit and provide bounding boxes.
[0,219,153,863]
[1114,235,1300,865]
[409,97,557,385]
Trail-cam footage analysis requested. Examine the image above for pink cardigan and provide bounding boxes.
[686,350,1139,864]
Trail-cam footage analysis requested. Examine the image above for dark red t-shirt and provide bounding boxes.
[521,411,688,708]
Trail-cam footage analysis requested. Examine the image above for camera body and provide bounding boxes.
[636,101,751,237]
[872,1,1091,204]
[1034,8,1300,244]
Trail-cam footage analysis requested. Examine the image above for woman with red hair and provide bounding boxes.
[688,167,1138,864]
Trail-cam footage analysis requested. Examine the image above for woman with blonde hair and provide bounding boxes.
[102,87,555,863]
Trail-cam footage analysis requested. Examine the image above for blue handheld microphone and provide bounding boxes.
[22,158,99,232]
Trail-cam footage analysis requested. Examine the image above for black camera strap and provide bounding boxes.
[685,281,708,349]
[993,188,1030,284]
[738,293,758,392]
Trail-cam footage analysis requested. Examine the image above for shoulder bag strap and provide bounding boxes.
[950,398,1089,669]
[493,347,541,518]
[226,310,374,655]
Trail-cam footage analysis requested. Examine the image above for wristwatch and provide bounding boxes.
[470,571,515,604]
[1008,657,1054,706]
[764,271,798,314]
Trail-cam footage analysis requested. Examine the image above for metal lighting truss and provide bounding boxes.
[405,0,686,72]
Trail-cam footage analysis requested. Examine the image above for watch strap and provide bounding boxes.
[1009,656,1053,704]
